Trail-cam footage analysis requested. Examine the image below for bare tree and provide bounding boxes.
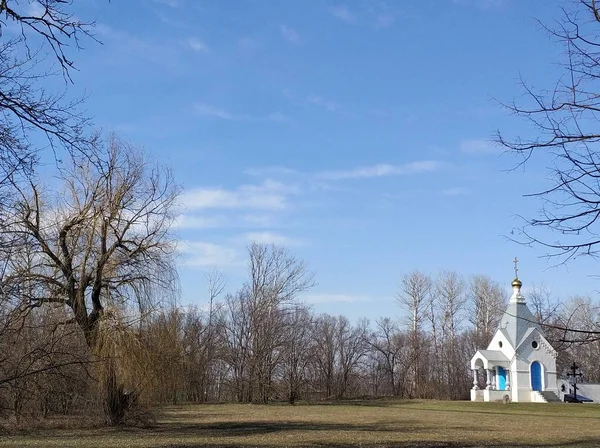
[335,316,368,399]
[435,271,467,399]
[0,1,100,184]
[497,0,600,262]
[397,270,432,398]
[528,284,562,326]
[246,243,315,403]
[280,305,313,404]
[468,275,505,349]
[222,288,253,402]
[367,317,404,397]
[312,314,337,399]
[221,244,315,403]
[0,134,180,423]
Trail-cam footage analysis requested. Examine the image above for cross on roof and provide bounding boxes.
[513,257,519,279]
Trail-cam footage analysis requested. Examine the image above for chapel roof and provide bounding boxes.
[498,273,541,348]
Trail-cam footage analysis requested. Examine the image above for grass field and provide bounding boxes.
[1,400,600,448]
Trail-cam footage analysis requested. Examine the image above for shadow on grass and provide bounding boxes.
[406,405,600,420]
[306,399,412,408]
[148,419,419,437]
[161,438,600,448]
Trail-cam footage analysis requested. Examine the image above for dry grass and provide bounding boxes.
[1,399,600,447]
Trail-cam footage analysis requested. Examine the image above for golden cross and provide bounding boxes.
[513,257,519,279]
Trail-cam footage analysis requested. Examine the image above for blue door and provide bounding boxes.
[531,361,542,391]
[497,367,506,391]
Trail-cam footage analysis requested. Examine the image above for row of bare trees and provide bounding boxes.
[4,228,600,425]
[132,269,600,404]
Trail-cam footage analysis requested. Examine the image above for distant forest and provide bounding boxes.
[2,242,599,424]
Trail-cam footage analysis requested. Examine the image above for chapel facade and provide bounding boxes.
[470,267,559,403]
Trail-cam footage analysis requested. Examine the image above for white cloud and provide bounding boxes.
[442,187,469,196]
[301,293,372,304]
[173,215,222,229]
[181,180,299,211]
[268,111,296,125]
[178,241,240,268]
[319,161,444,181]
[242,214,275,227]
[376,14,395,28]
[244,166,299,177]
[452,0,505,10]
[460,139,501,155]
[307,94,339,112]
[330,6,356,23]
[153,0,181,7]
[195,104,294,124]
[195,103,236,120]
[237,37,259,52]
[187,38,209,53]
[27,1,45,17]
[280,25,301,44]
[244,231,303,246]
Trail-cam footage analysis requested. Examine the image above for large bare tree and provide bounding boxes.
[4,134,179,345]
[0,134,179,423]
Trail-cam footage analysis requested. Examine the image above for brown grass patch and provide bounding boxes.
[1,399,599,447]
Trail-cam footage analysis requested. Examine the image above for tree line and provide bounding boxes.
[3,229,600,425]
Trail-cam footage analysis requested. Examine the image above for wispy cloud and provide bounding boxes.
[237,37,259,52]
[181,180,299,211]
[187,38,209,53]
[153,0,181,6]
[178,241,240,268]
[376,14,395,28]
[280,25,301,44]
[173,215,222,229]
[267,111,296,125]
[452,0,506,10]
[244,231,303,246]
[319,161,444,181]
[442,187,469,196]
[460,139,501,155]
[302,293,372,304]
[195,103,235,120]
[244,166,299,177]
[307,94,339,112]
[195,103,295,125]
[330,6,356,23]
[27,1,45,16]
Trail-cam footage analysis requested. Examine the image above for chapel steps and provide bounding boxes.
[538,391,561,403]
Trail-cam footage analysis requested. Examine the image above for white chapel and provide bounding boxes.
[470,264,559,402]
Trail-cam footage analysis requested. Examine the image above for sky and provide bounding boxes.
[34,0,600,322]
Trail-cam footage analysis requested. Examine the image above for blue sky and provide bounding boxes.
[56,0,598,321]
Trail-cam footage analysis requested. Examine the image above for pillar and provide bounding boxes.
[486,369,492,390]
[472,369,479,390]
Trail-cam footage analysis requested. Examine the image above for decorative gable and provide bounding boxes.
[517,327,557,359]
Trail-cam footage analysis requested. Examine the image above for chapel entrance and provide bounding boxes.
[531,361,542,391]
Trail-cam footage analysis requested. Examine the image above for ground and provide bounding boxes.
[1,400,600,447]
